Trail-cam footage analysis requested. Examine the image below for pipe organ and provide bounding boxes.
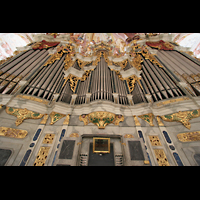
[0,41,199,106]
[2,34,200,166]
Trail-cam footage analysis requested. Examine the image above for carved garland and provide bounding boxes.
[79,111,124,129]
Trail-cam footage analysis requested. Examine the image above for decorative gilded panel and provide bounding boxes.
[0,127,27,138]
[40,114,49,125]
[49,112,66,125]
[138,113,154,126]
[156,116,164,126]
[33,147,50,166]
[154,149,170,166]
[63,74,79,92]
[124,134,134,138]
[6,107,44,126]
[125,75,143,93]
[160,109,200,130]
[129,54,143,70]
[177,131,200,142]
[79,112,124,129]
[42,134,55,144]
[70,133,79,137]
[149,136,162,146]
[63,114,70,125]
[133,115,141,126]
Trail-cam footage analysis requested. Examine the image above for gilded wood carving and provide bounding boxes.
[0,127,28,138]
[49,111,66,125]
[63,114,70,125]
[153,149,170,166]
[63,74,79,92]
[160,109,200,130]
[6,107,44,126]
[125,75,143,93]
[42,134,55,144]
[133,115,141,126]
[138,113,154,126]
[124,134,134,138]
[149,136,162,146]
[40,114,49,125]
[156,116,164,126]
[70,133,79,137]
[177,131,200,142]
[79,112,124,129]
[33,147,50,166]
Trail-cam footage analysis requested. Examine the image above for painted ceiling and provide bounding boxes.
[0,33,200,61]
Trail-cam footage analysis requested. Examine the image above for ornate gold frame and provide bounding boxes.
[93,137,110,154]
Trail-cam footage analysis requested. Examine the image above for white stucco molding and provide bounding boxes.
[174,46,191,52]
[16,46,32,51]
[64,67,85,78]
[32,34,71,43]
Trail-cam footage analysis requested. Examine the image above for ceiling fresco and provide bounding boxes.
[0,33,200,60]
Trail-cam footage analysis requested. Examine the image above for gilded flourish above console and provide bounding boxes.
[79,111,124,129]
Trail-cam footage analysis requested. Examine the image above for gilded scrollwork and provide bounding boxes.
[177,131,200,142]
[0,127,28,138]
[133,115,141,126]
[80,70,92,81]
[77,59,92,68]
[44,51,63,67]
[79,112,124,129]
[6,107,44,126]
[125,75,143,93]
[138,113,154,126]
[129,54,143,71]
[63,74,79,93]
[63,114,70,125]
[79,114,89,126]
[40,114,49,125]
[49,111,66,125]
[64,55,75,70]
[70,133,79,137]
[160,109,200,129]
[156,116,165,126]
[124,134,134,138]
